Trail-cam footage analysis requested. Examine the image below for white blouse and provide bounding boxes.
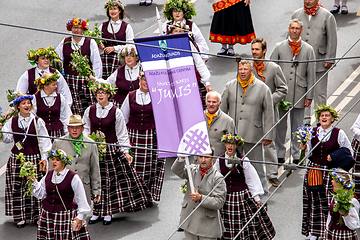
[214,153,264,202]
[98,19,134,54]
[326,198,360,230]
[55,37,103,78]
[2,113,52,161]
[350,114,360,141]
[83,102,131,153]
[17,67,73,107]
[121,88,151,124]
[32,168,91,221]
[190,42,210,86]
[31,91,72,135]
[97,63,141,85]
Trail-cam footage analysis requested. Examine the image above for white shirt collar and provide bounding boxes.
[110,19,122,25]
[96,102,113,110]
[19,113,34,122]
[288,36,302,43]
[40,90,57,98]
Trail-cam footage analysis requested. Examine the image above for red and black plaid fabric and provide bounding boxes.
[351,139,360,198]
[302,160,332,238]
[64,74,96,116]
[221,189,276,240]
[101,52,120,80]
[92,145,154,216]
[48,128,64,142]
[37,207,90,240]
[325,228,358,240]
[128,128,165,201]
[5,153,43,223]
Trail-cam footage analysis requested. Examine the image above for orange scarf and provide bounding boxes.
[289,40,301,57]
[205,112,217,128]
[200,163,213,180]
[304,3,323,15]
[253,60,266,82]
[238,74,254,98]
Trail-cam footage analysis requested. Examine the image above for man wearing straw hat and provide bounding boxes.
[52,114,101,205]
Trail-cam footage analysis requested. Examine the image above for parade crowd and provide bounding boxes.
[1,0,360,239]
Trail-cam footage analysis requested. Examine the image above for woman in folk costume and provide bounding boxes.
[99,0,134,79]
[300,105,353,240]
[163,0,209,62]
[167,22,212,109]
[55,18,102,116]
[0,95,51,228]
[83,82,153,225]
[350,113,360,198]
[121,72,165,202]
[210,0,256,56]
[32,72,72,139]
[31,149,91,240]
[214,133,276,240]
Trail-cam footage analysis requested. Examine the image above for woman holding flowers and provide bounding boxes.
[300,105,353,240]
[0,95,51,228]
[326,169,360,239]
[31,149,91,239]
[121,72,165,202]
[99,0,134,80]
[32,72,72,138]
[56,18,102,116]
[214,133,276,240]
[83,82,153,225]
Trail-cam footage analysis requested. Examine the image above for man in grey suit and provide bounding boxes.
[52,115,101,205]
[292,0,337,124]
[251,37,288,187]
[205,91,236,157]
[221,59,274,202]
[270,19,316,164]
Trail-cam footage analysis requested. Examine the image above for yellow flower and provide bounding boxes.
[30,54,34,58]
[46,46,50,50]
[56,59,60,62]
[41,79,45,84]
[73,19,79,26]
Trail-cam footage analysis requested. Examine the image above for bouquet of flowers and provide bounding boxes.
[278,99,292,112]
[88,131,107,161]
[18,153,36,196]
[83,23,104,46]
[293,124,315,162]
[69,46,94,77]
[7,89,21,108]
[178,181,187,194]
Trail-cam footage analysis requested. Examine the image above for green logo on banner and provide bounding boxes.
[158,40,167,52]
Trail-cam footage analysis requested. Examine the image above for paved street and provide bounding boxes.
[0,0,360,239]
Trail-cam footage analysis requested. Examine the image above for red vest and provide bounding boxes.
[101,21,127,47]
[35,92,63,131]
[310,127,340,165]
[219,153,248,193]
[27,67,56,94]
[89,105,118,143]
[63,37,91,76]
[11,116,40,155]
[113,65,139,104]
[127,90,155,130]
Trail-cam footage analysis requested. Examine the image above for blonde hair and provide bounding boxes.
[37,72,57,92]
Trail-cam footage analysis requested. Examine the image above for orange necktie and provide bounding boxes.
[238,74,254,98]
[205,112,217,128]
[289,40,301,57]
[253,60,266,82]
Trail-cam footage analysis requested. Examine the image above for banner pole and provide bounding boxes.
[185,157,195,194]
[156,7,163,36]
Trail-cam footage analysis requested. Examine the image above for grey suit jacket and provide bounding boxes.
[52,134,101,203]
[292,7,337,72]
[220,76,275,143]
[205,109,236,156]
[253,60,288,121]
[270,40,316,108]
[171,159,226,238]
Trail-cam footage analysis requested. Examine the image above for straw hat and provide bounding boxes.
[67,115,85,126]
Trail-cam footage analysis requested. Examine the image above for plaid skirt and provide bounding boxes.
[325,228,358,240]
[48,128,64,142]
[37,207,90,240]
[127,128,165,201]
[101,52,120,80]
[5,153,43,223]
[112,100,122,109]
[302,160,332,237]
[221,189,276,240]
[92,145,153,216]
[352,139,360,198]
[64,74,96,116]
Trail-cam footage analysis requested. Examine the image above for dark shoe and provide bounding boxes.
[227,48,235,56]
[17,220,26,228]
[341,5,348,14]
[330,5,340,14]
[88,217,101,225]
[269,178,281,187]
[139,2,145,6]
[217,47,228,55]
[145,0,152,6]
[103,220,112,225]
[278,158,285,164]
[293,159,299,165]
[177,228,184,232]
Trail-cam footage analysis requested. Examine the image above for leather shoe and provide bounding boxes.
[341,5,348,14]
[330,5,340,14]
[278,158,285,164]
[88,217,101,225]
[217,47,228,55]
[17,220,26,228]
[145,0,152,6]
[103,220,112,225]
[268,178,281,187]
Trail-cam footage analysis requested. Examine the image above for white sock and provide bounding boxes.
[334,0,340,5]
[140,0,146,3]
[221,44,228,49]
[228,44,234,49]
[145,0,152,3]
[309,236,317,240]
[104,215,112,221]
[342,0,347,5]
[90,215,99,221]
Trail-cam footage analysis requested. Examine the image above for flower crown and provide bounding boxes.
[221,133,245,146]
[34,72,60,86]
[314,104,339,121]
[47,149,73,165]
[168,21,190,33]
[163,0,196,21]
[89,81,117,94]
[119,46,138,58]
[330,168,355,190]
[13,95,34,107]
[66,18,89,31]
[27,47,61,64]
[139,69,145,79]
[104,0,124,11]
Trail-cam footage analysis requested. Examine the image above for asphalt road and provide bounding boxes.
[0,0,360,239]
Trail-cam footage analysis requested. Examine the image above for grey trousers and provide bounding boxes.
[264,141,279,179]
[184,231,217,240]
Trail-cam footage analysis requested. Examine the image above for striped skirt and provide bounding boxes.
[325,228,358,240]
[64,74,96,116]
[127,128,165,201]
[101,52,120,80]
[37,207,90,240]
[221,189,276,240]
[301,160,332,238]
[352,139,360,198]
[48,128,64,142]
[5,153,43,223]
[92,145,153,216]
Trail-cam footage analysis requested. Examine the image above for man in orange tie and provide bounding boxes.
[204,91,236,156]
[270,19,316,165]
[251,38,287,187]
